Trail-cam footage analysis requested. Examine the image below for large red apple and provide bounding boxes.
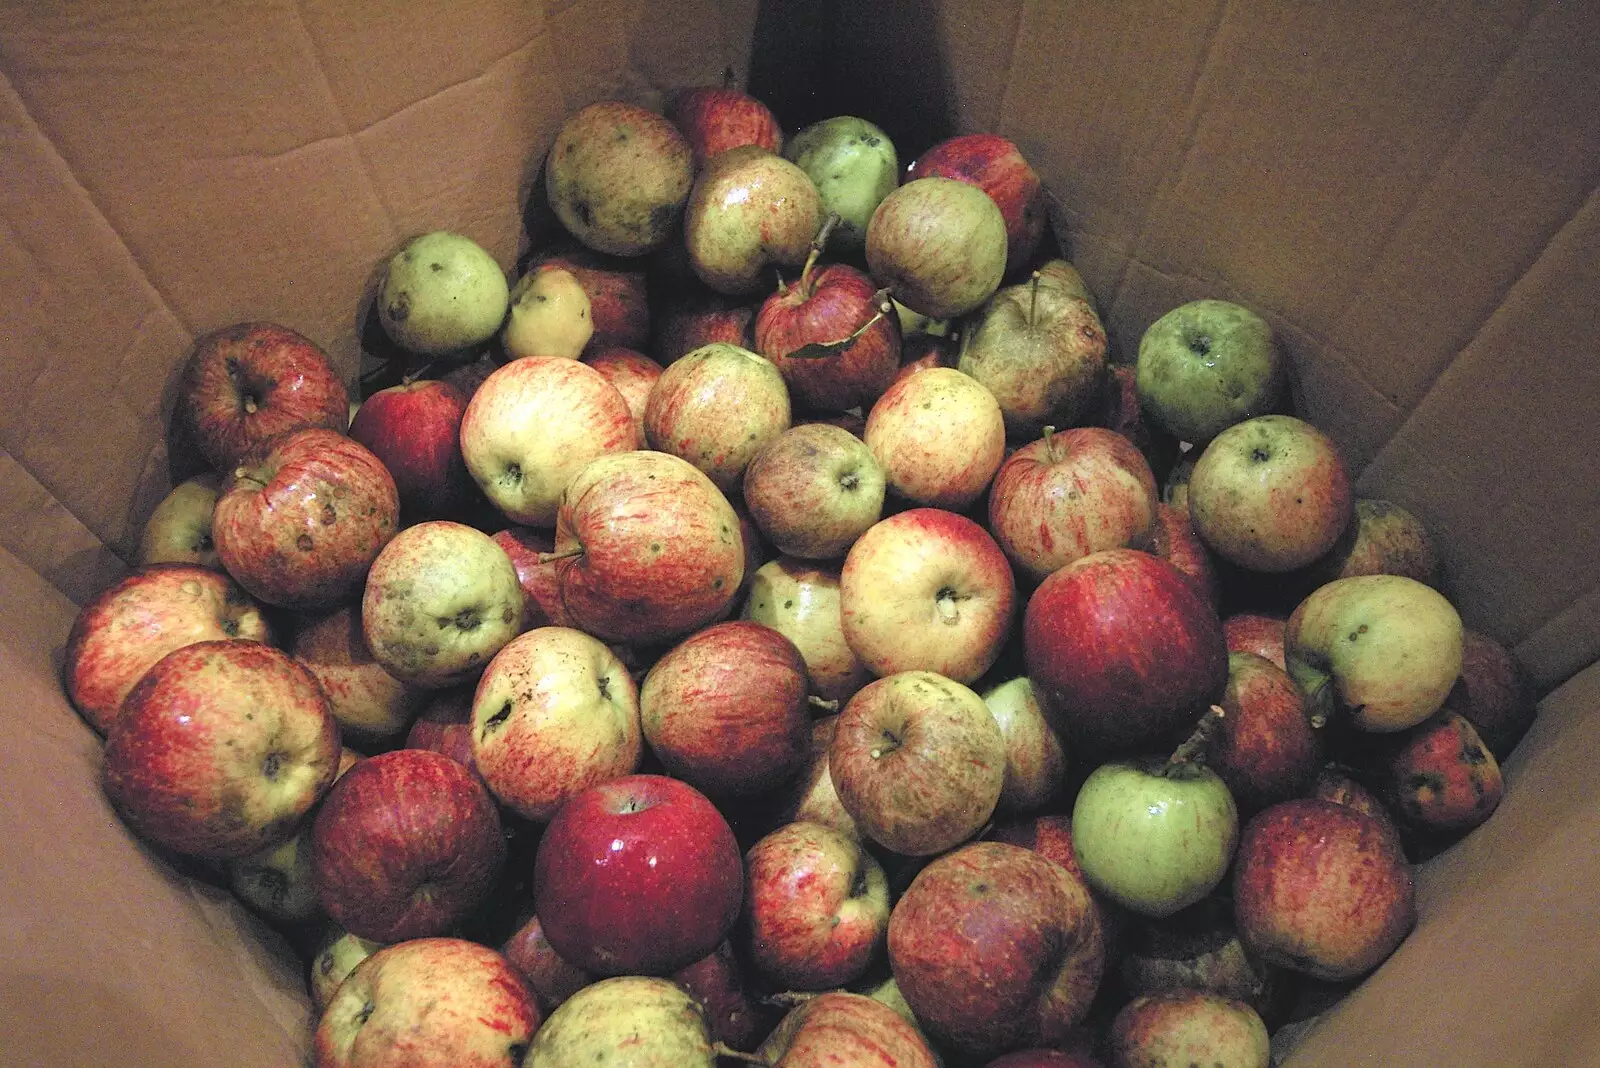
[458,355,636,527]
[755,250,901,415]
[177,321,350,473]
[987,426,1160,584]
[532,773,744,976]
[864,366,1006,510]
[638,620,812,798]
[469,625,642,822]
[552,450,745,645]
[666,82,783,167]
[887,841,1105,1060]
[314,937,540,1068]
[310,748,506,943]
[906,133,1046,275]
[840,508,1016,684]
[347,377,476,520]
[1024,548,1228,756]
[100,639,340,859]
[63,563,274,735]
[213,427,398,611]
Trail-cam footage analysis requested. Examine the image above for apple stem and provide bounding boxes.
[799,213,840,290]
[712,1043,768,1065]
[1028,270,1042,327]
[763,990,823,1008]
[808,695,840,714]
[231,467,268,490]
[1163,704,1226,775]
[535,546,586,565]
[1041,424,1060,463]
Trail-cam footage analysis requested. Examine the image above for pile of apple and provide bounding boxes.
[64,80,1540,1068]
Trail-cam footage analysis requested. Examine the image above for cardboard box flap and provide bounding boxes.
[0,545,312,1068]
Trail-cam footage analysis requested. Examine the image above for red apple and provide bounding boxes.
[1210,652,1322,814]
[552,450,745,645]
[755,250,901,415]
[744,819,891,991]
[1442,628,1539,758]
[488,525,571,630]
[652,287,756,364]
[176,321,350,473]
[983,1053,1105,1068]
[865,366,1006,510]
[348,377,476,520]
[1232,798,1416,981]
[829,670,1006,856]
[895,332,960,383]
[907,133,1046,275]
[671,939,783,1054]
[310,748,506,943]
[1376,709,1504,835]
[290,604,427,749]
[529,245,650,352]
[458,355,636,527]
[639,621,812,798]
[1096,363,1181,485]
[887,841,1105,1060]
[100,639,340,859]
[63,563,274,735]
[1148,501,1222,611]
[469,625,642,821]
[840,508,1016,685]
[1024,548,1229,756]
[501,912,595,1015]
[580,345,663,445]
[643,341,792,492]
[667,83,783,167]
[1310,763,1396,826]
[986,426,1160,584]
[314,937,540,1068]
[757,990,940,1068]
[405,686,478,774]
[533,773,744,976]
[213,427,399,611]
[1223,611,1288,671]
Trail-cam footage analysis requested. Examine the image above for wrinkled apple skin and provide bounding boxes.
[1233,798,1416,981]
[888,841,1105,1060]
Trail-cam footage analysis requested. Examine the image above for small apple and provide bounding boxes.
[743,557,873,704]
[784,115,900,257]
[212,427,399,611]
[666,81,783,167]
[1222,611,1288,671]
[1210,652,1321,814]
[639,621,812,798]
[840,508,1016,685]
[1443,628,1538,758]
[643,341,792,492]
[887,841,1105,1059]
[982,676,1068,815]
[528,244,651,351]
[470,625,643,821]
[500,912,595,1015]
[552,450,745,645]
[544,100,694,256]
[1096,363,1181,484]
[1232,797,1416,981]
[1187,414,1354,573]
[757,991,940,1068]
[533,774,744,976]
[308,925,384,1014]
[742,423,886,560]
[1306,497,1440,588]
[959,270,1109,440]
[581,345,663,445]
[866,176,1008,320]
[101,640,340,859]
[523,975,716,1067]
[291,604,426,749]
[907,133,1046,276]
[864,366,1006,510]
[361,520,525,689]
[1284,574,1464,733]
[1310,763,1396,825]
[404,687,478,773]
[671,939,782,1054]
[1135,299,1285,445]
[1117,897,1292,1025]
[310,748,506,943]
[828,670,1006,856]
[488,525,571,630]
[773,715,860,841]
[63,563,274,735]
[651,286,756,364]
[138,473,223,569]
[458,355,637,527]
[744,819,891,990]
[683,145,823,295]
[1147,501,1222,611]
[1376,709,1504,835]
[501,263,594,361]
[348,377,477,521]
[1108,990,1271,1068]
[176,321,350,473]
[377,230,511,357]
[314,937,539,1068]
[987,426,1160,584]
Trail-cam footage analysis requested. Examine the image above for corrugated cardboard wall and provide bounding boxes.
[2,0,1595,691]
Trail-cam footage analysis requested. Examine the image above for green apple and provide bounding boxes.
[784,115,900,257]
[524,975,717,1067]
[378,231,510,357]
[1135,299,1285,444]
[137,472,222,569]
[1071,743,1239,918]
[502,264,593,361]
[1285,574,1464,733]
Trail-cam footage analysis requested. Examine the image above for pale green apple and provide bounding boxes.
[785,115,900,256]
[1136,299,1285,444]
[308,926,384,1013]
[525,976,717,1068]
[1071,756,1239,917]
[138,473,222,569]
[378,231,510,357]
[1285,573,1463,733]
[982,676,1068,815]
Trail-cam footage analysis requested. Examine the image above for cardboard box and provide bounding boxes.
[3,1,1596,1064]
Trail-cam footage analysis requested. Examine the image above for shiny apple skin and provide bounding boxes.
[533,773,744,977]
[756,260,902,415]
[348,378,474,520]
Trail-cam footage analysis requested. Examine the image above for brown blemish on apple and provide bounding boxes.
[297,534,314,551]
